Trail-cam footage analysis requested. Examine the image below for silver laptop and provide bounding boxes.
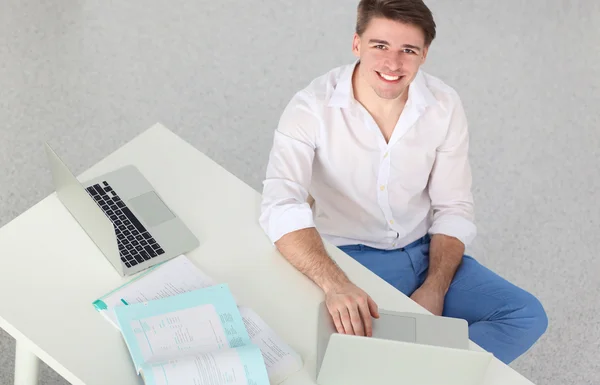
[45,143,199,276]
[316,301,493,385]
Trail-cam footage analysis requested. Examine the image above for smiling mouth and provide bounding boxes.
[376,71,404,83]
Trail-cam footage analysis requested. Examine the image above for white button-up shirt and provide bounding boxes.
[260,60,476,250]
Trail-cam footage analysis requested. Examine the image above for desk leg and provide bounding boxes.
[14,340,40,385]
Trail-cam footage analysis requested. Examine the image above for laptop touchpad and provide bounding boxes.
[128,192,175,227]
[372,314,417,342]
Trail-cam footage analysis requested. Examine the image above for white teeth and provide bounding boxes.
[379,72,400,81]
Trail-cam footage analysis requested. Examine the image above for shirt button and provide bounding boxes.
[389,219,394,225]
[380,185,385,191]
[384,152,389,158]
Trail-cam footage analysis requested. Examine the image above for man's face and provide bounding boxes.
[352,17,428,101]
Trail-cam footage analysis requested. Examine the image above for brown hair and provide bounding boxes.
[356,0,437,47]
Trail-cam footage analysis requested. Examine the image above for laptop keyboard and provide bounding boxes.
[85,181,165,268]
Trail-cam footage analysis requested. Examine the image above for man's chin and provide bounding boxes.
[374,89,405,100]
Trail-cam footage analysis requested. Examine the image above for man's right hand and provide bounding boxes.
[325,282,380,337]
[273,228,379,336]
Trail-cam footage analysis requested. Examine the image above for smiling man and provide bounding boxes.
[260,0,548,364]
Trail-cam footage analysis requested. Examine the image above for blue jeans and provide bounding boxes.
[338,234,548,364]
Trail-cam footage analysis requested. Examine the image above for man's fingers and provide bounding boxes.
[358,300,373,337]
[348,305,365,336]
[339,308,354,335]
[329,308,345,334]
[368,296,380,318]
[326,287,379,337]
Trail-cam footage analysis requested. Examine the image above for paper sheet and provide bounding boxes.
[141,345,270,385]
[97,255,217,328]
[240,307,304,383]
[132,304,231,363]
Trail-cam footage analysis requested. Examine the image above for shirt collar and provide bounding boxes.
[408,70,438,110]
[327,60,359,108]
[327,59,438,110]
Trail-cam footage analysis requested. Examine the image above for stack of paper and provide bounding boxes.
[93,256,304,385]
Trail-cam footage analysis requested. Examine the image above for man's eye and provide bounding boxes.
[374,45,386,50]
[403,49,416,54]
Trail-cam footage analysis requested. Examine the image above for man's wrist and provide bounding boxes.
[320,272,351,294]
[422,275,450,295]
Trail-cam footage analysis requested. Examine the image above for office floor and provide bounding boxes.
[0,0,598,384]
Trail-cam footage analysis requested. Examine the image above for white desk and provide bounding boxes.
[0,124,535,385]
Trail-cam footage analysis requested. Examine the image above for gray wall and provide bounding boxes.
[1,1,598,384]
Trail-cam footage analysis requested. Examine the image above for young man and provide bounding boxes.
[259,0,547,364]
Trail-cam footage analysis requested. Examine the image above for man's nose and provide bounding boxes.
[383,54,403,72]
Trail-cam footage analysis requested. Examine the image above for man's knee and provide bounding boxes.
[516,291,548,344]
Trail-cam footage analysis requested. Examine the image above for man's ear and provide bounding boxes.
[352,33,361,57]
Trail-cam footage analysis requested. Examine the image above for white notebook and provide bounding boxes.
[93,255,304,384]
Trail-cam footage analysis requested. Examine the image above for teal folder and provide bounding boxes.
[114,283,270,385]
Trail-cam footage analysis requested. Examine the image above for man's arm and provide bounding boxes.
[275,227,348,292]
[260,93,378,336]
[275,227,379,337]
[411,93,475,315]
[410,234,464,315]
[425,233,465,294]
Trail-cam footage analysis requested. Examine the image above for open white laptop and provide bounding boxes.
[45,143,199,276]
[316,302,493,385]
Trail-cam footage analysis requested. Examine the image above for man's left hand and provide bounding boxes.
[410,282,445,316]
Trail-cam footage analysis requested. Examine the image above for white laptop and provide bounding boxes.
[45,143,199,276]
[316,302,493,385]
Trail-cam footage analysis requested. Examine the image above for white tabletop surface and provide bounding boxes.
[0,123,534,385]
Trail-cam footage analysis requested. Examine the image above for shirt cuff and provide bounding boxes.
[428,214,477,247]
[259,203,316,244]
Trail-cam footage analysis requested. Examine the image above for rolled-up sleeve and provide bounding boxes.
[427,93,477,246]
[259,92,320,243]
